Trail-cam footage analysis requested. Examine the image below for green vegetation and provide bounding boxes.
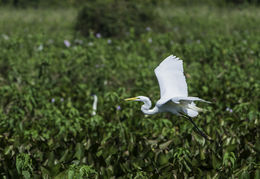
[75,1,163,38]
[0,4,259,178]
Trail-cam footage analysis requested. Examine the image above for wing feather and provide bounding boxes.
[155,55,188,106]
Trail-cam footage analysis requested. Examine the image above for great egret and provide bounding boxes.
[92,94,98,116]
[125,55,211,140]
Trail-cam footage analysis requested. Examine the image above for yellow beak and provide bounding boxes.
[124,97,138,101]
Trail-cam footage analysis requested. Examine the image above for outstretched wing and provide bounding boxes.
[155,55,188,106]
[171,96,211,104]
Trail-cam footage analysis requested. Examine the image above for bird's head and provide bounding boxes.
[125,96,153,112]
[124,96,147,102]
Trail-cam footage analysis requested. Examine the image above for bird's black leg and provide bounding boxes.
[181,114,213,142]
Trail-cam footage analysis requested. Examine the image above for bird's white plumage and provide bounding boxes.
[125,54,210,118]
[155,55,188,106]
[92,95,98,116]
[125,54,211,139]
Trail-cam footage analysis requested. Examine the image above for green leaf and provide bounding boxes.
[22,171,31,179]
[74,143,84,160]
[159,140,172,150]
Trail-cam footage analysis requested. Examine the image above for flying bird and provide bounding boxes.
[125,55,211,140]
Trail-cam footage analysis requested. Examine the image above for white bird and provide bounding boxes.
[125,55,211,140]
[92,94,98,116]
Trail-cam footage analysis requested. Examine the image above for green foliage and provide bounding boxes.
[54,164,97,179]
[0,4,260,178]
[1,0,259,7]
[0,0,86,8]
[75,1,163,38]
[16,154,33,179]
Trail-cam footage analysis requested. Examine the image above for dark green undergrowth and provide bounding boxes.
[75,1,164,38]
[1,0,259,8]
[0,5,259,178]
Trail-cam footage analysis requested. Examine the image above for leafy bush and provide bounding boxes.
[75,1,163,38]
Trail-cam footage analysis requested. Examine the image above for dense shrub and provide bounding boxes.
[75,1,164,38]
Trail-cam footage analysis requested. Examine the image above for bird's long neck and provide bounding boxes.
[92,95,98,116]
[141,97,159,115]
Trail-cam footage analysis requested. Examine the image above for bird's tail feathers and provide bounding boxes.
[180,102,205,113]
[185,108,199,118]
[187,104,204,112]
[180,102,205,118]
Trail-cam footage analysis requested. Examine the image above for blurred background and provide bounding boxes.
[0,0,259,178]
[1,0,260,8]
